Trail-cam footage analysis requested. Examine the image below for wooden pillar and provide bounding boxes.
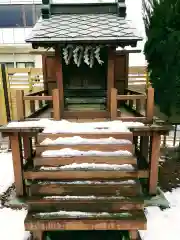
[107,48,115,114]
[124,52,129,90]
[10,133,24,196]
[16,90,25,120]
[110,88,117,120]
[146,86,154,122]
[140,136,149,161]
[55,47,64,114]
[52,89,61,120]
[42,54,48,93]
[32,231,43,240]
[129,230,138,240]
[149,133,161,195]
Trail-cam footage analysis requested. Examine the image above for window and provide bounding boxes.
[0,5,23,27]
[0,62,15,68]
[24,5,34,27]
[0,4,41,28]
[16,62,35,68]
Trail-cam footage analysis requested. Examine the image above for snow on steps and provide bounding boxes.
[26,195,144,212]
[33,155,137,167]
[27,179,142,197]
[36,144,134,155]
[24,163,148,180]
[24,209,146,231]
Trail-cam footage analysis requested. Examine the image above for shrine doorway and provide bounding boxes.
[62,48,108,111]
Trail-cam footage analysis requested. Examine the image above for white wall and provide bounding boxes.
[126,0,147,66]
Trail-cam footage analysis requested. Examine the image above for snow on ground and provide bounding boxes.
[140,188,180,240]
[0,152,30,240]
[0,152,14,195]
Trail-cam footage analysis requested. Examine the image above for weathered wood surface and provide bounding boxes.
[24,168,148,180]
[35,143,134,155]
[38,132,133,142]
[28,180,142,196]
[25,211,146,231]
[33,155,137,166]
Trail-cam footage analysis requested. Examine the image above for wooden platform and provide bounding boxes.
[35,106,135,120]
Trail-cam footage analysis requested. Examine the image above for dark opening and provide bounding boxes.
[62,47,108,111]
[45,230,130,240]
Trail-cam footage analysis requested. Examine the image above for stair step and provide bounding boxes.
[24,166,148,180]
[25,210,146,231]
[38,132,133,143]
[27,179,142,197]
[33,155,137,166]
[36,144,134,155]
[26,196,144,212]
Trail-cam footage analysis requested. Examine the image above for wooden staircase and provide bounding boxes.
[24,131,147,239]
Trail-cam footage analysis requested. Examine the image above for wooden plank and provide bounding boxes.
[38,132,133,142]
[117,117,146,122]
[10,134,24,196]
[149,133,161,195]
[117,95,146,101]
[33,156,136,166]
[35,144,134,155]
[28,180,141,196]
[23,96,52,101]
[63,111,109,119]
[27,197,144,212]
[25,211,146,231]
[24,169,148,180]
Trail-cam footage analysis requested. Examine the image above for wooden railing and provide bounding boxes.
[16,89,62,121]
[110,86,154,122]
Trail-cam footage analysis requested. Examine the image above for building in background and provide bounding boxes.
[0,0,146,68]
[0,0,42,68]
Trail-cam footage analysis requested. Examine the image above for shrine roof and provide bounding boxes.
[26,1,142,47]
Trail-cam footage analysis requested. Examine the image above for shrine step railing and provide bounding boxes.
[16,89,63,121]
[110,86,154,123]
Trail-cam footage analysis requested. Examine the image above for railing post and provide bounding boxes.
[149,133,161,195]
[110,88,117,120]
[16,90,25,120]
[146,86,154,122]
[52,89,61,120]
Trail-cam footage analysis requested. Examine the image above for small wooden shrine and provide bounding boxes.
[0,1,173,240]
[26,0,142,117]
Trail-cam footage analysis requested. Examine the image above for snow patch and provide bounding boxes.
[41,148,132,157]
[0,152,14,194]
[0,207,30,240]
[40,136,132,145]
[33,210,132,218]
[43,196,128,200]
[38,180,136,185]
[40,163,134,171]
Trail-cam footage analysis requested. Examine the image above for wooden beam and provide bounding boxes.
[149,133,161,195]
[146,86,154,122]
[16,90,25,120]
[10,133,24,196]
[110,88,117,120]
[107,48,115,113]
[52,89,61,120]
[55,47,64,113]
